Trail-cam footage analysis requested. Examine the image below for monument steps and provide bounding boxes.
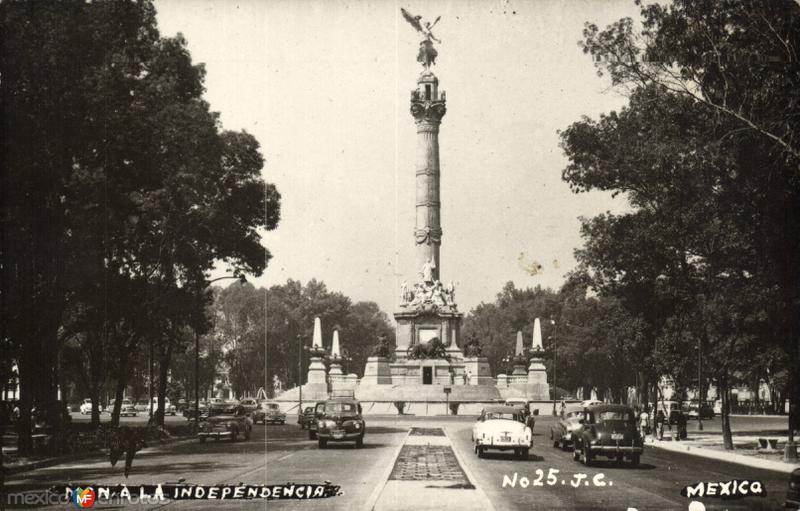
[356,383,500,402]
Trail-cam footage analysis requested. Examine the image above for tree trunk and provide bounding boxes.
[720,377,734,450]
[16,356,34,455]
[156,335,175,426]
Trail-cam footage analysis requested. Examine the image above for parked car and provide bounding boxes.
[551,409,585,451]
[297,406,315,429]
[152,397,177,416]
[239,398,259,414]
[79,399,102,415]
[197,402,252,442]
[308,402,326,440]
[119,399,138,417]
[135,401,150,412]
[315,398,366,448]
[472,405,532,459]
[572,404,643,467]
[579,399,603,408]
[253,401,286,425]
[785,467,800,509]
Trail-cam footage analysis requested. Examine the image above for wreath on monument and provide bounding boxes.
[406,337,449,360]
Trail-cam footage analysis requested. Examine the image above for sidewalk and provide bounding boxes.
[3,428,194,476]
[364,426,495,511]
[646,432,800,474]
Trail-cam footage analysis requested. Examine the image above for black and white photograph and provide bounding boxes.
[2,1,800,509]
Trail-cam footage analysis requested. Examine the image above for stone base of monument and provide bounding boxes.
[501,382,550,401]
[361,356,392,385]
[355,383,501,403]
[307,357,327,385]
[462,356,493,385]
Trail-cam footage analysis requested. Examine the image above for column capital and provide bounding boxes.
[411,98,446,125]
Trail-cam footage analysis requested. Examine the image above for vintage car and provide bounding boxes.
[472,405,532,459]
[505,399,536,432]
[551,409,585,450]
[315,398,365,448]
[253,401,286,425]
[79,399,102,415]
[152,397,177,416]
[239,398,259,414]
[307,402,326,440]
[198,403,252,442]
[118,399,137,417]
[572,404,643,467]
[297,406,315,429]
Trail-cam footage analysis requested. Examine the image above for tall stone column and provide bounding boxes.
[410,71,446,280]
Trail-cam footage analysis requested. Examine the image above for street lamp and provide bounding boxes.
[550,319,557,416]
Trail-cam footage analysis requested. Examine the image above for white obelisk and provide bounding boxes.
[329,329,343,377]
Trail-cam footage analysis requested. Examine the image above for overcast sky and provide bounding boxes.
[154,0,639,318]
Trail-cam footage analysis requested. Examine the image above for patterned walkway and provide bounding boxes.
[388,428,471,485]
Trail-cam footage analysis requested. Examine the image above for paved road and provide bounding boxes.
[448,416,788,511]
[4,415,793,510]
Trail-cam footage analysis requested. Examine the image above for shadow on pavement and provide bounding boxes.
[317,442,389,450]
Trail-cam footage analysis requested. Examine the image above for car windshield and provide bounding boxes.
[486,412,519,421]
[565,411,584,421]
[596,410,634,423]
[325,402,357,414]
[266,404,279,410]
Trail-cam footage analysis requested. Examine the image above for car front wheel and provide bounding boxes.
[477,446,485,458]
[572,444,580,461]
[355,436,363,448]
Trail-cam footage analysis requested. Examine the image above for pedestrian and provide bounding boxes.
[559,400,566,418]
[466,370,472,385]
[655,409,666,440]
[639,407,649,437]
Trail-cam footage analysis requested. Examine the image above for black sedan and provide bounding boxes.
[572,404,643,467]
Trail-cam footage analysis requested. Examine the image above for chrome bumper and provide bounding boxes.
[588,445,643,454]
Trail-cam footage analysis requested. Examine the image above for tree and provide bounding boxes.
[1,0,281,448]
[561,2,799,446]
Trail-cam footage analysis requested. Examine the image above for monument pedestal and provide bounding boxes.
[525,355,550,400]
[463,356,493,385]
[361,356,392,385]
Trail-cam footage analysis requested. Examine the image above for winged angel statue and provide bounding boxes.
[401,8,441,43]
[401,8,442,68]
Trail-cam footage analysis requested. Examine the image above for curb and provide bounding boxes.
[4,435,195,476]
[647,438,799,474]
[362,427,411,511]
[442,426,497,511]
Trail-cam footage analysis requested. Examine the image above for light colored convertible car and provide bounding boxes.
[472,405,532,459]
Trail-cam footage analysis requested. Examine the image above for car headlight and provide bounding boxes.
[590,439,599,445]
[354,422,361,429]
